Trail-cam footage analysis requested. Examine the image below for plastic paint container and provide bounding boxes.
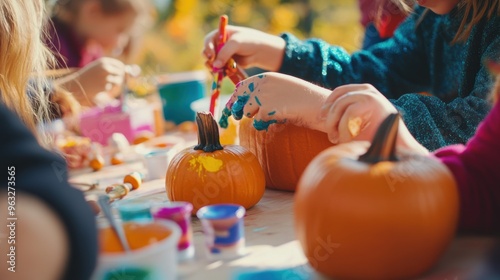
[93,220,181,280]
[197,204,246,259]
[116,200,153,223]
[152,201,195,261]
[157,70,206,124]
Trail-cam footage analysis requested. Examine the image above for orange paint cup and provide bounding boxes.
[92,220,180,280]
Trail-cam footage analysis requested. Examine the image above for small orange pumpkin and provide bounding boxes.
[239,118,332,191]
[166,112,265,213]
[295,114,459,280]
[89,155,104,171]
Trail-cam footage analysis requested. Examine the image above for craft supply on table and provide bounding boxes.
[93,220,180,280]
[152,201,195,261]
[208,14,248,117]
[115,199,154,223]
[105,172,143,202]
[98,195,130,252]
[197,204,246,259]
[143,149,171,180]
[56,135,92,169]
[157,70,206,125]
[209,15,229,116]
[79,98,156,145]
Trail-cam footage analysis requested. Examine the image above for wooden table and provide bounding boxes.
[70,134,499,280]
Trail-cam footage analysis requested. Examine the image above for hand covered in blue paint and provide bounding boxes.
[219,72,331,131]
[219,73,330,130]
[319,84,428,154]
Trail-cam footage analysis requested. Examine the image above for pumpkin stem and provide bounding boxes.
[358,113,400,164]
[194,112,224,152]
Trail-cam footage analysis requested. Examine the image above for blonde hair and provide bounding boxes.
[0,0,53,139]
[393,0,500,43]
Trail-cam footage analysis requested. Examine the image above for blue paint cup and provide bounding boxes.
[157,71,207,125]
[196,204,246,259]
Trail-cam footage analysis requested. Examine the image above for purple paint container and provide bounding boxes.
[152,201,194,261]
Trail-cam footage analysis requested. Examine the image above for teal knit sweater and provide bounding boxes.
[279,7,500,151]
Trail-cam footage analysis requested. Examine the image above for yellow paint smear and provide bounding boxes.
[189,155,223,177]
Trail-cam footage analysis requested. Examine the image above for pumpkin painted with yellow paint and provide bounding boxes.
[166,112,265,213]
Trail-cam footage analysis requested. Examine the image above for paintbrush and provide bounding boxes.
[209,15,229,115]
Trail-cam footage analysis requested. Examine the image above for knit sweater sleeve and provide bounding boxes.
[278,7,499,150]
[278,7,430,97]
[433,101,500,234]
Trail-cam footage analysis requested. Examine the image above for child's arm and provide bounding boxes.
[433,101,500,234]
[319,84,428,155]
[54,57,126,107]
[223,72,331,132]
[223,73,428,155]
[278,7,499,150]
[203,25,286,72]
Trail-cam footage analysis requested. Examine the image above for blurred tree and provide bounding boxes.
[135,0,362,82]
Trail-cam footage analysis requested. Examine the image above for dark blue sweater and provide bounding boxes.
[279,7,500,151]
[0,104,97,280]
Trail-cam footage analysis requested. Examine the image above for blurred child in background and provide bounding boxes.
[46,0,152,107]
[48,0,151,68]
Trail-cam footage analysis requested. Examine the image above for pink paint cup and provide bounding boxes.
[151,201,194,261]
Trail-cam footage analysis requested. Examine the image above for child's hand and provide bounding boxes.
[56,57,125,107]
[320,84,428,154]
[203,25,286,72]
[221,72,330,131]
[319,84,397,144]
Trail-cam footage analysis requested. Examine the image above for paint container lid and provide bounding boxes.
[196,204,245,220]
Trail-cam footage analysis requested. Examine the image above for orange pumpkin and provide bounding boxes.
[295,114,458,280]
[166,112,265,213]
[89,155,104,171]
[239,118,332,191]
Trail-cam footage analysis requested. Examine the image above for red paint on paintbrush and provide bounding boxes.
[209,15,228,115]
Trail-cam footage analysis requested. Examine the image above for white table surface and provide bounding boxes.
[70,132,499,280]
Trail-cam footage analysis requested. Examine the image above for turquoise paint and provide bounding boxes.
[248,82,255,92]
[231,94,250,120]
[211,81,217,90]
[253,119,277,131]
[254,96,262,106]
[103,267,151,280]
[268,111,276,116]
[233,267,309,280]
[257,74,265,79]
[218,107,232,128]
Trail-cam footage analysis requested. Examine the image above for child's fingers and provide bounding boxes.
[337,105,367,143]
[203,30,217,60]
[320,84,374,119]
[213,40,239,69]
[325,92,361,144]
[229,79,253,120]
[242,95,261,119]
[231,94,250,120]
